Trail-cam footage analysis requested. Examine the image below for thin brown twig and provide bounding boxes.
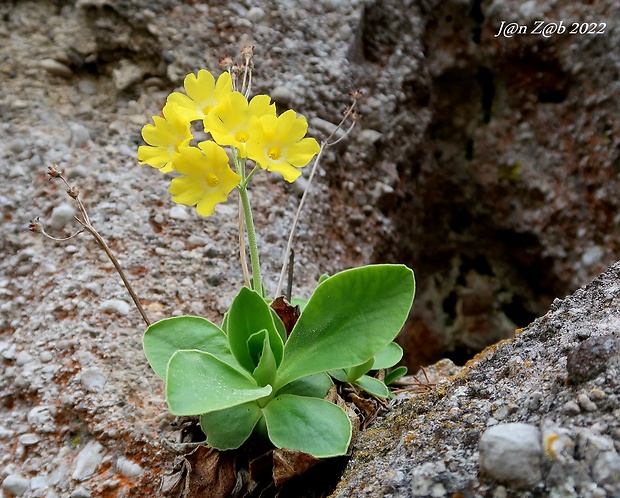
[35,166,151,327]
[274,99,360,297]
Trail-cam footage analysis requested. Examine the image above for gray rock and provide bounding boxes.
[2,474,29,496]
[116,456,143,477]
[270,85,294,106]
[49,204,75,230]
[169,204,192,221]
[70,124,91,148]
[592,451,620,486]
[112,59,145,91]
[39,58,73,78]
[72,441,105,481]
[79,367,107,393]
[28,405,57,433]
[9,138,26,154]
[100,299,130,316]
[247,6,265,22]
[566,335,620,384]
[479,423,542,489]
[18,433,40,445]
[70,486,91,498]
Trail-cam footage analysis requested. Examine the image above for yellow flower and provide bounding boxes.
[246,110,320,182]
[203,92,275,157]
[168,141,241,217]
[167,70,232,122]
[137,102,192,173]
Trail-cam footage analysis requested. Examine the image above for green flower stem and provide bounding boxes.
[238,184,262,294]
[240,165,259,189]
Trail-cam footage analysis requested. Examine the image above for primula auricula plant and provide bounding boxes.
[136,48,416,458]
[32,47,415,460]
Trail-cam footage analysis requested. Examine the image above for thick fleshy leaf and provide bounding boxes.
[269,308,287,343]
[327,369,347,383]
[166,350,271,415]
[354,375,390,398]
[384,366,408,385]
[275,265,415,389]
[200,401,263,450]
[290,297,308,312]
[263,395,352,458]
[276,373,333,398]
[372,342,404,370]
[227,287,283,372]
[251,330,277,387]
[143,316,236,380]
[343,357,375,382]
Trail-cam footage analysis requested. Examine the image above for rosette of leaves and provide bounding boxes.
[143,264,415,458]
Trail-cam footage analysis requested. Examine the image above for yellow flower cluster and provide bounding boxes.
[138,69,320,216]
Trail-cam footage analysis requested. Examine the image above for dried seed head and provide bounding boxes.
[351,110,362,122]
[66,186,79,199]
[28,217,43,233]
[348,89,363,100]
[240,45,254,63]
[47,164,62,180]
[219,56,234,72]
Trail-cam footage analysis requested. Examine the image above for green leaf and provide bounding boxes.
[251,330,277,387]
[343,357,375,382]
[247,329,268,367]
[263,395,352,458]
[290,297,308,312]
[221,309,230,333]
[166,349,271,415]
[200,401,263,450]
[372,342,404,370]
[327,369,347,382]
[143,316,236,380]
[227,287,283,372]
[269,308,287,343]
[276,372,333,398]
[317,273,330,285]
[384,366,408,385]
[354,375,390,398]
[276,265,415,389]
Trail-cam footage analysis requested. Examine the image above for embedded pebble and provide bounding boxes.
[79,367,107,393]
[479,423,542,489]
[39,58,73,78]
[561,400,581,415]
[18,433,40,445]
[592,451,620,486]
[100,299,131,316]
[72,441,105,481]
[70,486,91,498]
[577,393,598,412]
[9,138,26,154]
[247,6,265,21]
[49,204,76,230]
[28,405,57,433]
[169,204,192,220]
[1,474,30,496]
[566,335,620,384]
[70,124,91,148]
[270,85,294,105]
[116,456,143,477]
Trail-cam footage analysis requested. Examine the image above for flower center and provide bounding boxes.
[235,131,249,143]
[206,173,219,187]
[267,145,282,161]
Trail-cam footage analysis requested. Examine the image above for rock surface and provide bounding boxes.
[0,0,619,496]
[332,261,620,497]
